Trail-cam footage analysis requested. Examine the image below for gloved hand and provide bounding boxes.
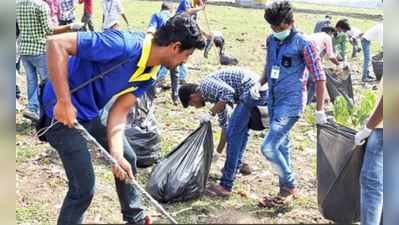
[200,112,213,124]
[315,110,327,125]
[69,22,84,31]
[250,82,261,100]
[354,127,372,146]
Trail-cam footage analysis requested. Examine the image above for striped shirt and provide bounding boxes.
[16,0,54,55]
[198,67,259,128]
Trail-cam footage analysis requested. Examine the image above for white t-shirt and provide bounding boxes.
[347,27,362,39]
[102,0,124,30]
[305,32,335,59]
[363,23,383,47]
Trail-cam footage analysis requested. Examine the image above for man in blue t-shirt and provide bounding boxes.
[41,14,205,225]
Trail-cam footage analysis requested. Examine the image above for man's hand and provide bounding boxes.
[250,83,261,100]
[69,22,84,31]
[112,155,134,182]
[54,100,77,128]
[354,127,372,146]
[200,112,212,124]
[315,110,327,125]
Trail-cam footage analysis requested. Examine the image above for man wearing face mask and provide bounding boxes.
[251,0,327,207]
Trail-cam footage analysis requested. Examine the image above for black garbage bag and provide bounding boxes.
[146,122,214,203]
[317,122,365,223]
[124,89,161,168]
[372,52,383,81]
[100,89,161,168]
[325,68,354,108]
[220,54,239,65]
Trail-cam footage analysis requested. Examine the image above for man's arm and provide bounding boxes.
[107,93,137,181]
[46,33,78,127]
[185,0,205,15]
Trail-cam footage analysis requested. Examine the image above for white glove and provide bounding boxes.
[200,112,213,124]
[354,127,372,146]
[70,22,84,31]
[250,82,261,100]
[315,110,327,125]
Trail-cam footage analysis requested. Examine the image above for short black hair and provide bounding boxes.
[325,15,332,19]
[321,26,336,34]
[264,1,294,26]
[335,19,351,32]
[153,14,205,51]
[178,83,199,108]
[161,2,172,11]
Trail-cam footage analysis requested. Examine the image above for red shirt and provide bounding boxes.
[80,0,93,14]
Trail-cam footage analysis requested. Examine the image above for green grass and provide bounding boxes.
[16,203,52,225]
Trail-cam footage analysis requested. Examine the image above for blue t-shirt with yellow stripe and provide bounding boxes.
[41,30,160,122]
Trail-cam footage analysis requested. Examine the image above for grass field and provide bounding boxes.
[16,0,382,224]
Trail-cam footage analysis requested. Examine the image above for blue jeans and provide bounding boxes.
[44,117,144,225]
[220,91,268,190]
[261,116,299,189]
[157,66,179,101]
[20,54,48,113]
[178,64,187,81]
[361,38,371,80]
[360,129,383,225]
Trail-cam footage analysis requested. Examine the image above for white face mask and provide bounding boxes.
[273,29,291,41]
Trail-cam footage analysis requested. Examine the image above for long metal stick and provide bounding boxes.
[74,122,178,224]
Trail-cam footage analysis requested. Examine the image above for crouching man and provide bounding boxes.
[41,14,205,225]
[178,67,268,197]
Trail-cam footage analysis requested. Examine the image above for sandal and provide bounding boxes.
[258,187,298,208]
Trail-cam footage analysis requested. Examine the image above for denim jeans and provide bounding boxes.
[20,54,49,113]
[44,117,144,225]
[220,91,268,191]
[361,38,371,80]
[261,116,299,189]
[360,128,383,225]
[157,66,179,101]
[178,64,187,81]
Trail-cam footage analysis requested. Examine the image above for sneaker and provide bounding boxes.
[239,162,252,175]
[23,109,40,123]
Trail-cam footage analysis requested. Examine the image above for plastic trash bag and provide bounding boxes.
[325,68,354,108]
[317,122,365,223]
[146,122,214,203]
[100,89,161,168]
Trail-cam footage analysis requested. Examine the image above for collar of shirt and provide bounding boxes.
[128,34,160,82]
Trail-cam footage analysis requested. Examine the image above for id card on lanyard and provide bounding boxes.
[271,43,287,80]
